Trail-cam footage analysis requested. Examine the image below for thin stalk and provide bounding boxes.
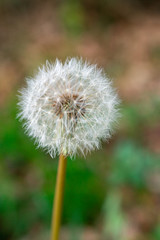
[50,153,67,240]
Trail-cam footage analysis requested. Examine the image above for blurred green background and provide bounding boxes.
[0,0,160,239]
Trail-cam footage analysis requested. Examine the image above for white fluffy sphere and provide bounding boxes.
[18,58,120,157]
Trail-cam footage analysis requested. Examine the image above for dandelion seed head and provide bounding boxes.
[18,58,120,157]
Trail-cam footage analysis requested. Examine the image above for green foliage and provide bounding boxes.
[150,45,160,63]
[152,224,160,240]
[64,157,105,224]
[109,140,160,189]
[103,191,127,240]
[59,0,85,35]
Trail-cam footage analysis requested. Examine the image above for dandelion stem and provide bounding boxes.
[50,153,67,240]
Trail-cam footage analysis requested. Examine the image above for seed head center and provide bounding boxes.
[53,93,85,119]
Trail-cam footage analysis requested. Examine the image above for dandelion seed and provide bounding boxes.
[18,58,120,158]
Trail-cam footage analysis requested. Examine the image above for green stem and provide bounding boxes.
[50,153,67,240]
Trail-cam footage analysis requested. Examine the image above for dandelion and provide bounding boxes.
[18,58,120,240]
[18,58,119,157]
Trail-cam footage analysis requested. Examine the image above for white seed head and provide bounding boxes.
[18,58,120,157]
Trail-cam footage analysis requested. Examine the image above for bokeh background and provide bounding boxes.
[0,0,160,239]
